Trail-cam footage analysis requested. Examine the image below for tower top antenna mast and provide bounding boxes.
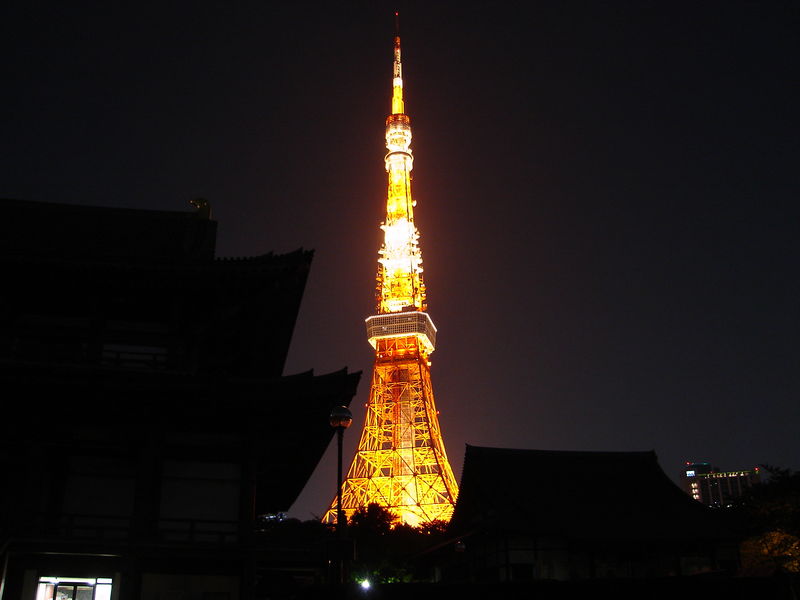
[391,12,404,116]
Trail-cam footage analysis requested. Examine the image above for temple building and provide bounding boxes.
[0,197,361,600]
[427,445,740,583]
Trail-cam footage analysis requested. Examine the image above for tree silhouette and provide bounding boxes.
[346,503,449,583]
[733,465,800,579]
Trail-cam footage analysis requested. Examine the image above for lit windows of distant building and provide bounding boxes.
[681,461,761,507]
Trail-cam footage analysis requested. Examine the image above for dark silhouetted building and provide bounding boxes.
[0,198,361,600]
[682,462,761,507]
[428,445,740,584]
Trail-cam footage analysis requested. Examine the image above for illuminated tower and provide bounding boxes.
[322,19,459,527]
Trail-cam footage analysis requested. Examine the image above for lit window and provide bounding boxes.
[37,577,113,600]
[95,584,112,600]
[686,470,695,477]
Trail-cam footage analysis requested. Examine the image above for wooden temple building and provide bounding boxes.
[430,445,741,584]
[0,198,361,600]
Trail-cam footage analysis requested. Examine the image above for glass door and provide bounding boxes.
[54,584,94,600]
[37,578,113,600]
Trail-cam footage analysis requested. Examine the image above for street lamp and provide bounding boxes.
[329,405,352,584]
[330,405,353,532]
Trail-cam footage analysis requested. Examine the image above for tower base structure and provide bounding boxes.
[323,334,458,527]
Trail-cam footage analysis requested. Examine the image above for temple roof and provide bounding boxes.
[0,197,363,514]
[1,197,218,262]
[449,445,734,542]
[1,198,314,377]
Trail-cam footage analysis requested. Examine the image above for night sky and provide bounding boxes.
[3,1,798,520]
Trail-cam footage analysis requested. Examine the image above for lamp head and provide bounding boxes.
[329,406,353,429]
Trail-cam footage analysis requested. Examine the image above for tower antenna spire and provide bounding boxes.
[392,12,404,115]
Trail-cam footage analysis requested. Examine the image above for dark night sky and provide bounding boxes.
[3,1,798,520]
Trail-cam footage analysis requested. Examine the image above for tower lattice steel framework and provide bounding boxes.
[322,20,459,527]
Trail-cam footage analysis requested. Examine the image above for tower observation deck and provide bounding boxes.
[322,18,459,527]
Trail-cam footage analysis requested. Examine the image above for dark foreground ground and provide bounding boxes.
[293,576,797,600]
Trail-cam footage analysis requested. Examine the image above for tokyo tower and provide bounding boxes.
[322,17,459,527]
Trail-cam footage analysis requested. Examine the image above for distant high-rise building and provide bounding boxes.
[682,461,761,507]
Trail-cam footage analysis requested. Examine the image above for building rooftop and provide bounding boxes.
[1,197,218,262]
[449,445,734,542]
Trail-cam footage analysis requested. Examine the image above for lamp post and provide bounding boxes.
[329,405,352,583]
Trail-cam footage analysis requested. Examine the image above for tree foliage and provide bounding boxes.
[740,530,800,576]
[728,465,800,536]
[349,502,396,535]
[733,465,800,577]
[345,503,449,583]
